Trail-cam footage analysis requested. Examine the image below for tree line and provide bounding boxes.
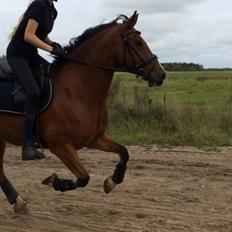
[0,55,6,62]
[161,62,204,71]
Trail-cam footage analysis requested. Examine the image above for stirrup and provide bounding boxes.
[22,145,46,161]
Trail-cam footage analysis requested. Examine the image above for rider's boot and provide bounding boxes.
[21,113,46,161]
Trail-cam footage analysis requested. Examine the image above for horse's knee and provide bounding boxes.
[78,175,90,188]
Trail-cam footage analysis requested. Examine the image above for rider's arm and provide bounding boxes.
[24,19,53,52]
[44,36,53,45]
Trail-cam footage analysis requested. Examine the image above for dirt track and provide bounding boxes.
[0,146,232,232]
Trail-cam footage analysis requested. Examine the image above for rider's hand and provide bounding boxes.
[52,42,63,50]
[50,45,67,59]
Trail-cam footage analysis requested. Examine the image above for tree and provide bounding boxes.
[0,55,6,62]
[161,62,204,71]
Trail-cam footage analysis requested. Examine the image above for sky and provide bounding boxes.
[0,0,231,68]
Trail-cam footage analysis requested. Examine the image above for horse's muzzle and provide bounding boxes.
[147,72,166,87]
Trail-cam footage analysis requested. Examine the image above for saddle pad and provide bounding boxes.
[0,79,52,115]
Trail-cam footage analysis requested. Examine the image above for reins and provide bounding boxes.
[62,24,157,77]
[64,56,124,73]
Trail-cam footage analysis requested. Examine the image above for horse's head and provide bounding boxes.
[114,11,166,87]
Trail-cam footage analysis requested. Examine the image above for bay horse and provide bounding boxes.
[0,11,166,213]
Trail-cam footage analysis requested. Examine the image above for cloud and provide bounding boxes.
[0,0,231,68]
[102,0,205,14]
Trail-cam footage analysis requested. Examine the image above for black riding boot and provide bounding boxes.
[22,114,46,161]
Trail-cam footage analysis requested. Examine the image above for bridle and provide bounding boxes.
[117,24,158,79]
[66,23,158,78]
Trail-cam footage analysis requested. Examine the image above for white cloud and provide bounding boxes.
[102,0,204,14]
[0,0,231,68]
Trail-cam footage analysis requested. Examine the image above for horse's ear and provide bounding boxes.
[124,11,139,30]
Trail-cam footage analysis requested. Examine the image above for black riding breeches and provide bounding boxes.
[7,55,47,116]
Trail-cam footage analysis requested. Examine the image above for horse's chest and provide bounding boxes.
[69,112,105,138]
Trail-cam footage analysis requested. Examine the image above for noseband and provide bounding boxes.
[66,24,158,78]
[117,24,158,78]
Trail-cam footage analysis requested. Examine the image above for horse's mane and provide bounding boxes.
[52,15,129,65]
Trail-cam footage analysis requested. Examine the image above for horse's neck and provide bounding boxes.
[54,34,116,104]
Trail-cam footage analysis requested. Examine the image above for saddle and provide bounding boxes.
[0,58,52,114]
[0,59,15,79]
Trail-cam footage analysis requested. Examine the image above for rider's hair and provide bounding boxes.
[8,0,35,40]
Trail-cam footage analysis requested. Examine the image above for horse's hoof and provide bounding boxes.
[42,173,58,187]
[13,196,28,214]
[104,176,117,194]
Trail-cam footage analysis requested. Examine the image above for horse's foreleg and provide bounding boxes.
[42,143,90,192]
[88,135,129,193]
[0,141,27,213]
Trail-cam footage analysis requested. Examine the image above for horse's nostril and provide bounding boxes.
[161,73,166,80]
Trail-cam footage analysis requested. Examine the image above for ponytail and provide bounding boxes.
[8,0,35,40]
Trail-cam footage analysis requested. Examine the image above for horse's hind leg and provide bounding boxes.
[0,141,27,213]
[88,134,129,193]
[42,143,90,192]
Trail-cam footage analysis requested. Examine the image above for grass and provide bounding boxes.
[107,71,232,147]
[114,71,232,109]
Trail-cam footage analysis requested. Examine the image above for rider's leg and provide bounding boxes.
[7,56,45,160]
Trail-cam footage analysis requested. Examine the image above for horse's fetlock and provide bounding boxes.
[112,164,127,184]
[78,176,90,187]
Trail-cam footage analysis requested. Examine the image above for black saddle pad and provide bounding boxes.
[0,65,52,115]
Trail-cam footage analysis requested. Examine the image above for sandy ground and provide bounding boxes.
[0,146,232,232]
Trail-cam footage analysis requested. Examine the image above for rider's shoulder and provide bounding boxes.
[28,0,47,9]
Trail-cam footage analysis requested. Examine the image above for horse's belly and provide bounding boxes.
[49,117,100,146]
[42,104,107,148]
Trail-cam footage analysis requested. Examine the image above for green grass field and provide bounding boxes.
[114,71,232,109]
[108,71,232,147]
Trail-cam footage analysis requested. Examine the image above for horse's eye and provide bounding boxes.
[134,40,143,47]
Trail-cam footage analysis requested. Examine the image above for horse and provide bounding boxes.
[0,11,166,213]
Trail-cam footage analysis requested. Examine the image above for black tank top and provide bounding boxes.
[7,0,57,59]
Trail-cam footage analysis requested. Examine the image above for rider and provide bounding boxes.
[7,0,66,161]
